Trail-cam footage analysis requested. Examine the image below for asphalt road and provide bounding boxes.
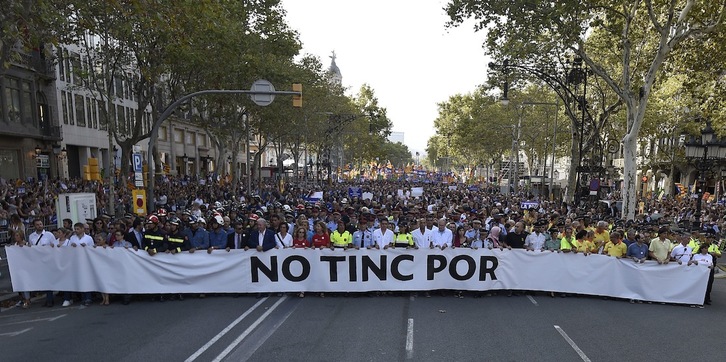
[1,279,725,362]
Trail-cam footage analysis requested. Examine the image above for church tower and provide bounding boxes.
[328,50,342,86]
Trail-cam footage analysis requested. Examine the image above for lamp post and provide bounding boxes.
[685,120,726,231]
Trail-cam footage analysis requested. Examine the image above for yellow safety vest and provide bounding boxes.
[393,233,414,247]
[330,231,351,247]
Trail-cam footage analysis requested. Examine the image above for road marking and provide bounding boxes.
[526,295,539,306]
[212,296,288,362]
[0,327,32,337]
[224,297,301,361]
[405,318,414,359]
[554,325,591,362]
[0,314,67,327]
[184,297,268,362]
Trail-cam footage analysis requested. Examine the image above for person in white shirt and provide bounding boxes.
[429,218,453,249]
[28,219,56,246]
[54,228,71,247]
[411,218,431,249]
[62,223,94,307]
[372,219,394,249]
[275,223,293,248]
[524,222,547,251]
[69,222,94,247]
[691,243,714,307]
[670,236,693,264]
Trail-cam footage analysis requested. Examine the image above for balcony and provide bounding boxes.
[16,49,56,81]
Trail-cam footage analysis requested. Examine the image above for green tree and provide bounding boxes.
[446,0,726,219]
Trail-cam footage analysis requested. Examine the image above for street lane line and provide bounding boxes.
[0,314,66,327]
[554,325,591,362]
[225,297,301,361]
[526,295,539,306]
[405,318,414,359]
[0,327,32,337]
[184,297,268,362]
[212,296,288,362]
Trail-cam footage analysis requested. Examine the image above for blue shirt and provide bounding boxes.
[208,228,227,249]
[352,229,373,248]
[189,227,210,249]
[626,242,649,259]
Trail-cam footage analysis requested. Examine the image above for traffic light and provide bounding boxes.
[292,83,302,107]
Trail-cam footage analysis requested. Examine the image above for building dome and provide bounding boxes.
[328,51,342,85]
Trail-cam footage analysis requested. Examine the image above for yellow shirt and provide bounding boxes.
[604,241,627,257]
[649,237,671,261]
[593,230,610,246]
[574,239,596,253]
[330,230,352,247]
[560,236,575,251]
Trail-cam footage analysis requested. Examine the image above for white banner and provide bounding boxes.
[6,246,709,304]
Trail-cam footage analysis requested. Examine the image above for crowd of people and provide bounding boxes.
[2,176,724,308]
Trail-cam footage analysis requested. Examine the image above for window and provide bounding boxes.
[126,106,133,135]
[20,81,32,126]
[0,150,20,180]
[116,104,124,134]
[3,77,33,125]
[70,52,81,84]
[174,129,183,143]
[114,76,123,97]
[75,94,86,127]
[62,48,71,83]
[61,91,69,124]
[4,78,21,123]
[185,130,196,145]
[57,49,65,82]
[99,100,107,131]
[197,133,207,147]
[159,126,168,141]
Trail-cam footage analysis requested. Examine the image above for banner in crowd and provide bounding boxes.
[6,246,709,304]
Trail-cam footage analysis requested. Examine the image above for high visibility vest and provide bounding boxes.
[168,235,185,253]
[330,231,351,247]
[393,233,414,247]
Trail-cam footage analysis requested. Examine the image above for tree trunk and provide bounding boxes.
[621,118,639,220]
[564,134,578,204]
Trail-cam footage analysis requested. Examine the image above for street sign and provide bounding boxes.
[132,189,147,216]
[133,153,143,187]
[250,79,275,106]
[132,153,142,172]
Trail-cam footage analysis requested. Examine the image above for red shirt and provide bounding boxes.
[292,237,309,248]
[312,233,330,248]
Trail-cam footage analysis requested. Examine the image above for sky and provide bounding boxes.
[282,0,491,156]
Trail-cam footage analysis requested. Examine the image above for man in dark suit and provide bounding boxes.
[246,218,277,251]
[227,221,249,249]
[124,218,144,249]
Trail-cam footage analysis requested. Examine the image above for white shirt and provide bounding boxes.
[56,238,71,247]
[430,227,453,248]
[258,229,266,246]
[372,228,394,249]
[692,253,713,266]
[69,233,94,246]
[525,232,547,251]
[29,230,55,246]
[275,232,292,248]
[670,244,693,264]
[411,228,431,249]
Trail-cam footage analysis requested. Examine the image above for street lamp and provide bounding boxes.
[685,120,726,231]
[35,145,42,156]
